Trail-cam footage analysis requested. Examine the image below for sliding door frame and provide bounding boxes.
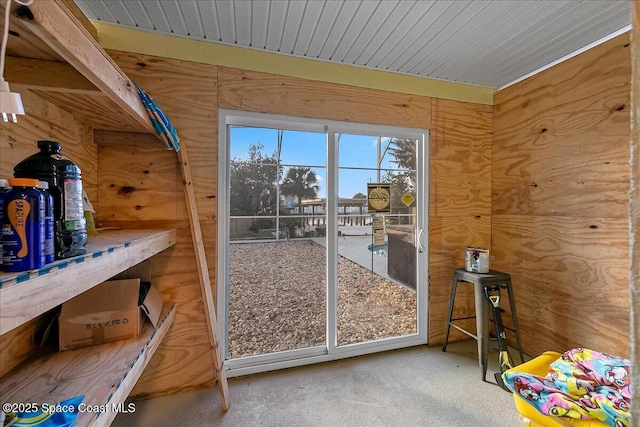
[217,109,429,377]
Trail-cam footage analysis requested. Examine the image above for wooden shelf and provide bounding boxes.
[3,0,158,134]
[0,229,177,336]
[0,304,176,427]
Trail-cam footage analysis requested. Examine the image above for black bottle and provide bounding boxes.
[14,141,87,259]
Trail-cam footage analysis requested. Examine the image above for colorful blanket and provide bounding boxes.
[502,348,630,427]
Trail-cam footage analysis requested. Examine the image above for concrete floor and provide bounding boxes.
[113,341,523,427]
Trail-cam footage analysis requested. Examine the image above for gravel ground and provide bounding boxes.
[228,240,416,359]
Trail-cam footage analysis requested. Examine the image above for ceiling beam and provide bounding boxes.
[57,0,98,40]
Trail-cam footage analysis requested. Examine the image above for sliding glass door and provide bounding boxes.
[218,111,428,376]
[226,127,327,359]
[336,134,419,347]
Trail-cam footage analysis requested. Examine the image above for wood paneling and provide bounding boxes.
[5,57,98,93]
[430,99,493,218]
[0,87,98,373]
[15,0,155,134]
[428,99,493,345]
[116,55,218,224]
[0,43,497,396]
[95,53,494,396]
[107,50,216,78]
[5,58,151,133]
[97,52,219,398]
[32,91,151,133]
[2,9,496,403]
[0,314,53,377]
[93,54,446,399]
[492,33,631,358]
[97,220,218,399]
[428,216,492,344]
[493,215,629,354]
[0,88,98,201]
[98,144,184,221]
[2,23,633,402]
[493,35,630,218]
[218,67,432,129]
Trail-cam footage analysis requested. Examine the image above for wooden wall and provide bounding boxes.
[2,29,634,404]
[0,46,492,398]
[91,52,492,397]
[98,52,220,398]
[3,24,631,404]
[0,88,98,376]
[429,99,493,344]
[492,34,631,357]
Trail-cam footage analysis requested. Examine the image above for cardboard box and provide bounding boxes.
[59,261,164,351]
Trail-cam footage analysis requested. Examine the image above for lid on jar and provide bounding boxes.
[0,178,8,187]
[8,178,39,187]
[37,181,49,190]
[37,140,62,153]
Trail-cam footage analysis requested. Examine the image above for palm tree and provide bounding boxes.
[384,138,417,216]
[388,138,416,170]
[281,167,320,214]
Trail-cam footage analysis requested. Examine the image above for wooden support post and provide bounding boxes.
[177,143,230,411]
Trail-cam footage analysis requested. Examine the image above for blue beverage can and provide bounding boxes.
[2,178,45,272]
[37,181,55,264]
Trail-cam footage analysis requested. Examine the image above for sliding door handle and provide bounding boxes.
[417,228,426,253]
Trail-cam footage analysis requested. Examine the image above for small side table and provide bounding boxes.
[442,268,524,380]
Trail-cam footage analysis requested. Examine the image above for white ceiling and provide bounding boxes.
[74,0,632,89]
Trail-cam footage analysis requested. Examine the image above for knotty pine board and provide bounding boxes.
[0,229,176,334]
[1,305,175,427]
[492,33,631,358]
[33,90,150,133]
[107,50,216,79]
[5,14,64,62]
[98,144,184,221]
